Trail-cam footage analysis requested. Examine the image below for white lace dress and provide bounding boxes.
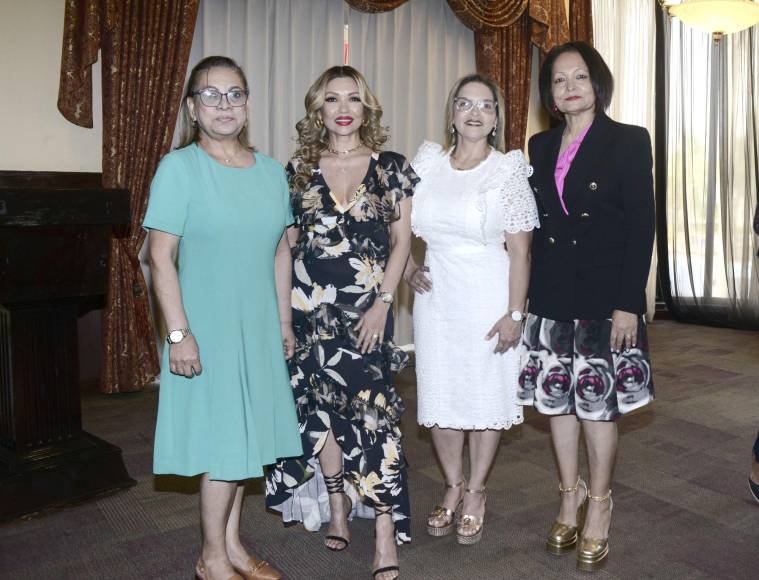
[411,141,539,430]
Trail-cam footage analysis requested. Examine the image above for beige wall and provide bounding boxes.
[0,0,102,171]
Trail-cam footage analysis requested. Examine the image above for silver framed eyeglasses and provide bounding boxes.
[192,87,249,107]
[453,97,497,113]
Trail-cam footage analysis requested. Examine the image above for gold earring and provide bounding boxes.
[315,117,323,128]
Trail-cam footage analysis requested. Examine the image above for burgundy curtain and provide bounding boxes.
[59,0,199,393]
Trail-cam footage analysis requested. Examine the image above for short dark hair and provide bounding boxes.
[538,41,614,119]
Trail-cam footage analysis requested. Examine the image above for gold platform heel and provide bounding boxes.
[426,480,464,537]
[577,490,613,572]
[546,477,588,555]
[456,486,486,545]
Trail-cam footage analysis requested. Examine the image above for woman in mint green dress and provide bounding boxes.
[143,56,301,580]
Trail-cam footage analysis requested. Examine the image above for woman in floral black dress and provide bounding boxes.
[266,66,417,580]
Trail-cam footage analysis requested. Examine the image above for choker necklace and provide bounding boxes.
[327,143,363,156]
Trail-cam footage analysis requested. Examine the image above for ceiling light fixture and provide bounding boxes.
[659,0,759,41]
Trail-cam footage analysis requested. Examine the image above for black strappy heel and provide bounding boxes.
[324,471,352,552]
[372,505,400,579]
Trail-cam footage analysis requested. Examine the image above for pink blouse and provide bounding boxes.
[554,122,593,215]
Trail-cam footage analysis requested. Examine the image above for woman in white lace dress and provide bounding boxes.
[404,74,539,545]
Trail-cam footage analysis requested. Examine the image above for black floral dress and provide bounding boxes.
[266,151,418,544]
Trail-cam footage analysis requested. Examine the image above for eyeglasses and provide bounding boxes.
[453,97,497,114]
[191,88,249,107]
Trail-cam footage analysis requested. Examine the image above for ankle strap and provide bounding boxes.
[465,486,486,494]
[588,490,612,502]
[558,476,585,495]
[445,479,465,489]
[323,471,344,495]
[375,504,393,516]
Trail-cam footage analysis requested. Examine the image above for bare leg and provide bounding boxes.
[550,415,585,525]
[581,420,617,539]
[463,429,501,518]
[373,509,399,580]
[318,429,351,550]
[430,426,466,512]
[224,484,262,572]
[199,475,238,578]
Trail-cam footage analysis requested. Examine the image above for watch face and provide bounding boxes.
[169,330,184,343]
[510,311,523,322]
[380,293,393,304]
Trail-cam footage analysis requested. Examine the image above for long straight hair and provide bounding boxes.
[443,74,506,153]
[176,56,255,151]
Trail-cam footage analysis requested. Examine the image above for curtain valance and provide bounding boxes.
[446,0,529,31]
[344,0,409,12]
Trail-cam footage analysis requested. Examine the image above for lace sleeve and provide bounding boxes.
[501,150,540,233]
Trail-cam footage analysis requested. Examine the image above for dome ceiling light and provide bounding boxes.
[659,0,759,41]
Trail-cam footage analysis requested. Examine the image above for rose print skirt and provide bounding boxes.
[517,315,654,421]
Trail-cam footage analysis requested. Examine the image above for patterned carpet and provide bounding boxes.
[1,320,758,579]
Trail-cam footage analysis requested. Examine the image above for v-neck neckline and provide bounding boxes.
[319,153,378,214]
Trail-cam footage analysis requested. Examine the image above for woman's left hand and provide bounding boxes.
[485,315,522,354]
[610,309,638,351]
[355,301,390,354]
[281,322,296,360]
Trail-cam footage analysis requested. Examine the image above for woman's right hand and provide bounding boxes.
[405,264,432,294]
[169,336,202,378]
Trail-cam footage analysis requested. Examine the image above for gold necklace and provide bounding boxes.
[327,143,364,156]
[201,142,244,165]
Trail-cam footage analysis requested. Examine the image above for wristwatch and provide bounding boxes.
[379,292,394,304]
[509,310,524,322]
[167,328,191,344]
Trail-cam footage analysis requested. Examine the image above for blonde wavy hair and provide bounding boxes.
[290,66,388,192]
[443,74,506,153]
[176,56,254,151]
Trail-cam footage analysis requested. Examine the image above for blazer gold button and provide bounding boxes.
[548,237,556,244]
[571,239,577,246]
[533,186,539,192]
[580,212,590,218]
[589,182,598,190]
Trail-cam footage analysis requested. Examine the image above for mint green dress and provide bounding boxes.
[143,143,302,481]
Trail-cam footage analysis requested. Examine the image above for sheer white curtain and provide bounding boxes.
[187,0,476,345]
[591,0,658,319]
[661,18,759,326]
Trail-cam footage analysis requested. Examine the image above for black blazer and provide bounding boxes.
[527,113,655,321]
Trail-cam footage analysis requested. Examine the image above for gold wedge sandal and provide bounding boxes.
[577,490,613,571]
[456,486,486,545]
[426,480,464,537]
[546,476,588,555]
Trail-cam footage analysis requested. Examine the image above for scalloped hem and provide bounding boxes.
[418,418,524,431]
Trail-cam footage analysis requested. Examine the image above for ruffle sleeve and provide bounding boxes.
[410,141,445,179]
[376,151,419,223]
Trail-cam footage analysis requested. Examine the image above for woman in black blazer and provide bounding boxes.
[517,42,655,571]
